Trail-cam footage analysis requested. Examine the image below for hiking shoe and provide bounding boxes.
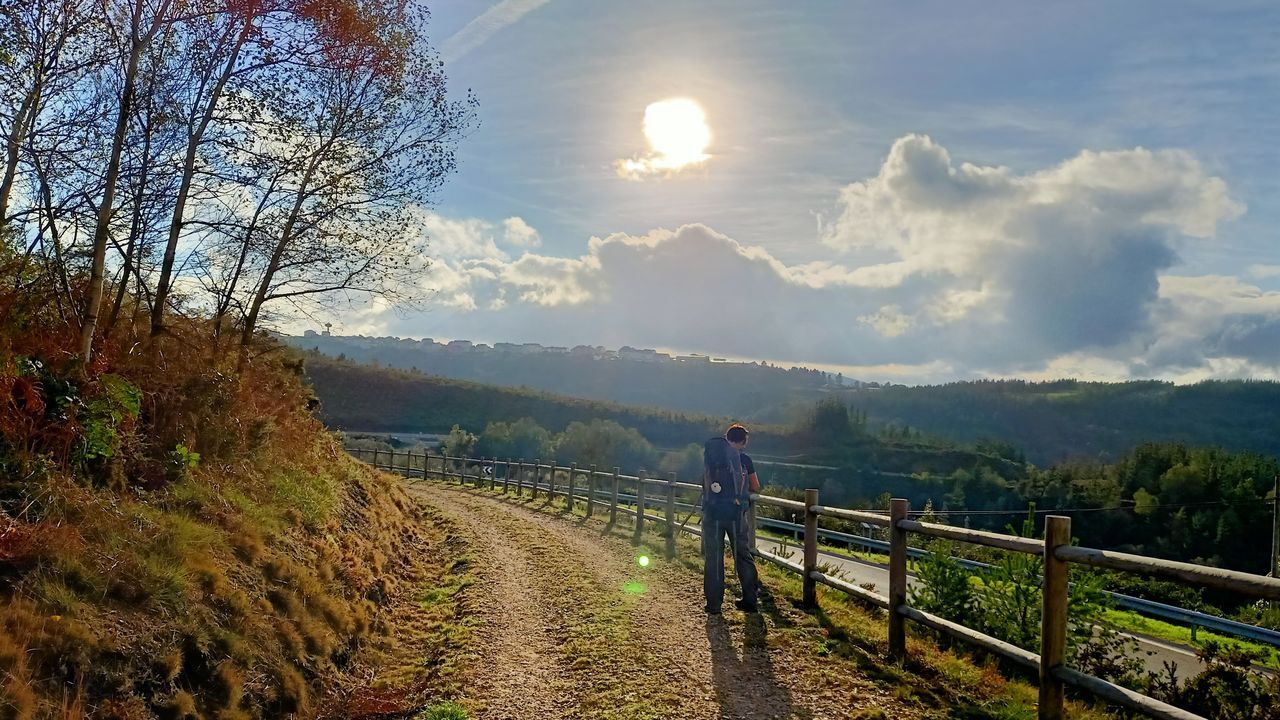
[734,599,758,613]
[705,604,722,615]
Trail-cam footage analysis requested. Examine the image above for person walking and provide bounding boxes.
[702,423,759,614]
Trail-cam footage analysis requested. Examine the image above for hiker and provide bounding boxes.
[702,423,759,614]
[739,437,761,549]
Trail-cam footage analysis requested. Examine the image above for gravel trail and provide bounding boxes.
[408,482,904,720]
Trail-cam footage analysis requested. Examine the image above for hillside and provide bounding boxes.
[302,356,1030,498]
[289,338,1280,465]
[302,353,758,450]
[283,334,842,423]
[844,379,1280,464]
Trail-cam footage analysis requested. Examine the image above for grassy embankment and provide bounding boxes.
[0,327,477,718]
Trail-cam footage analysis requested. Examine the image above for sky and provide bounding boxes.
[322,0,1279,385]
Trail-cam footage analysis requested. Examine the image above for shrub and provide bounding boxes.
[909,540,973,621]
[1147,641,1280,719]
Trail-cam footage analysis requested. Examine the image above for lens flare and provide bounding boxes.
[637,555,651,568]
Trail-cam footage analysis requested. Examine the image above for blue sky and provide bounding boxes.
[327,1,1279,384]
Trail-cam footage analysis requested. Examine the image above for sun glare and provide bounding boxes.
[616,97,712,179]
[643,98,711,167]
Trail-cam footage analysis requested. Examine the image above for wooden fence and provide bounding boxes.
[351,447,1280,720]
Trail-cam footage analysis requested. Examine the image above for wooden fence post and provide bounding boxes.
[587,464,597,517]
[531,459,541,499]
[568,463,578,512]
[516,460,525,495]
[888,497,909,661]
[1039,515,1071,720]
[665,472,677,560]
[423,451,431,481]
[372,448,380,469]
[803,488,820,608]
[549,462,559,503]
[634,471,647,544]
[501,458,509,493]
[610,467,621,525]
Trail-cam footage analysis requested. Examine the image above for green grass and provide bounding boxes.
[418,701,468,720]
[270,467,338,528]
[1101,608,1280,670]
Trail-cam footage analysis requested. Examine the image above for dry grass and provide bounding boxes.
[0,316,437,718]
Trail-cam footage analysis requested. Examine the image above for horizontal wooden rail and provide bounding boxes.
[752,494,806,511]
[1056,546,1280,600]
[896,605,1040,670]
[752,547,806,575]
[812,505,891,527]
[808,570,889,609]
[1053,668,1203,720]
[898,519,1044,555]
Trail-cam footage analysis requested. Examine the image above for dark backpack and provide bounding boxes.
[703,436,744,521]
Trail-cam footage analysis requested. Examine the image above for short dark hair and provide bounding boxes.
[726,424,749,444]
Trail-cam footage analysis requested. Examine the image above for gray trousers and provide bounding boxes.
[702,507,758,609]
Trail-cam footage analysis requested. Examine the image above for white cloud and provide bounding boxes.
[412,207,508,261]
[502,216,542,248]
[858,305,913,337]
[1246,264,1280,280]
[335,136,1274,383]
[440,0,551,65]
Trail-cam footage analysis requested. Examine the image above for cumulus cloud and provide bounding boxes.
[346,135,1273,383]
[820,134,1244,364]
[502,216,542,247]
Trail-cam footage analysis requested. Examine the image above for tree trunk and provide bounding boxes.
[151,12,257,338]
[0,87,37,223]
[79,0,168,366]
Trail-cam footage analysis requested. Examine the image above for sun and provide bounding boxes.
[642,98,711,168]
[616,97,712,179]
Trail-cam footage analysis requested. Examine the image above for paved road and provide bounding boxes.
[748,535,1210,679]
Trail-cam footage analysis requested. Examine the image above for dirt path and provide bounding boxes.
[407,482,904,720]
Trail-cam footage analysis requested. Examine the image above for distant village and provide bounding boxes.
[297,329,873,386]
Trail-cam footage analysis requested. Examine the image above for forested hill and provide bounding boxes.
[282,333,841,423]
[843,379,1280,464]
[302,354,743,450]
[291,335,1280,465]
